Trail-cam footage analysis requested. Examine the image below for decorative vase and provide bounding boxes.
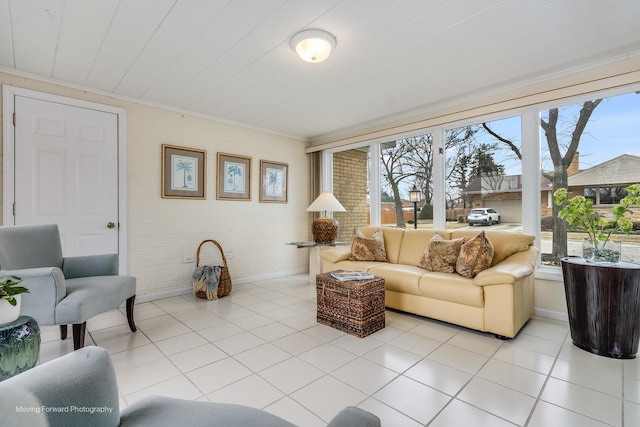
[0,294,21,325]
[582,239,621,263]
[0,315,41,380]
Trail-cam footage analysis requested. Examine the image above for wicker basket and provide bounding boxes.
[193,239,232,299]
[316,273,385,338]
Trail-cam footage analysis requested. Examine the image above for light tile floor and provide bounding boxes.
[38,274,640,426]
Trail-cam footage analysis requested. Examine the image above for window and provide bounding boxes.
[324,85,640,267]
[444,116,522,230]
[584,186,628,205]
[379,134,433,228]
[540,91,640,264]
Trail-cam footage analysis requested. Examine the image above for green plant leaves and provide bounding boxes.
[553,183,640,247]
[0,265,27,306]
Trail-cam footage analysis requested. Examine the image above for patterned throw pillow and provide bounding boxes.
[350,229,388,262]
[418,234,468,273]
[456,231,494,278]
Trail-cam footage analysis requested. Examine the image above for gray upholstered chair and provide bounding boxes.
[0,346,381,427]
[0,224,136,350]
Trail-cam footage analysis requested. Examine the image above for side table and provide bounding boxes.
[286,241,347,281]
[316,272,385,338]
[0,315,41,380]
[561,257,640,359]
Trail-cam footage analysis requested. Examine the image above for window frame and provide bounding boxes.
[322,82,640,281]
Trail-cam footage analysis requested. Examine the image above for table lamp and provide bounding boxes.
[306,192,346,244]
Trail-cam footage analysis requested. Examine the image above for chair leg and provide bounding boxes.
[126,295,137,332]
[72,323,86,350]
[60,325,68,340]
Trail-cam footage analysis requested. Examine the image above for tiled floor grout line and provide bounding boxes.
[420,334,513,426]
[522,329,570,427]
[148,305,218,403]
[145,289,335,416]
[140,297,288,403]
[41,276,637,426]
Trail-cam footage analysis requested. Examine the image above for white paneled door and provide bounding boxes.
[13,95,119,256]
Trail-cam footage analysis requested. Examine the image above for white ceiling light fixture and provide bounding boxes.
[290,29,337,63]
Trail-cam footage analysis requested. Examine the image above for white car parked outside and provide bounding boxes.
[467,208,501,226]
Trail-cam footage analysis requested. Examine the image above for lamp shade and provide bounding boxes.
[306,192,346,244]
[306,192,346,214]
[290,29,336,63]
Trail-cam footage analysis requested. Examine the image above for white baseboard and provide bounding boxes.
[137,271,571,326]
[135,268,307,304]
[232,268,308,285]
[534,307,568,322]
[136,288,191,304]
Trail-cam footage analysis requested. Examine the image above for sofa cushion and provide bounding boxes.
[368,264,423,295]
[456,231,494,278]
[451,230,534,266]
[350,229,387,261]
[397,229,446,266]
[379,227,406,264]
[418,272,483,307]
[417,234,468,273]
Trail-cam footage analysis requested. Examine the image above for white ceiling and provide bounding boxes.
[1,0,640,141]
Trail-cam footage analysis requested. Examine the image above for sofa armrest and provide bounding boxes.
[5,267,66,324]
[0,388,49,427]
[327,406,381,427]
[63,253,119,278]
[0,346,120,427]
[121,398,380,427]
[320,246,352,263]
[473,247,539,286]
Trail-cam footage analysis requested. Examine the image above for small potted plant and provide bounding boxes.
[0,267,28,324]
[554,183,640,262]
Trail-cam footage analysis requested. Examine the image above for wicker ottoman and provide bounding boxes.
[316,273,385,338]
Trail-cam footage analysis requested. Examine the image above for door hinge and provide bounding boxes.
[12,112,16,126]
[12,202,15,216]
[438,147,444,154]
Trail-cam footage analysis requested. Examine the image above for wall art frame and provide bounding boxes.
[217,152,252,201]
[260,160,288,203]
[161,144,206,199]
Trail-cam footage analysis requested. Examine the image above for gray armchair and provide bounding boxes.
[0,346,381,427]
[0,224,136,349]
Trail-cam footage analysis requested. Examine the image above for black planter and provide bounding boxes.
[561,257,640,359]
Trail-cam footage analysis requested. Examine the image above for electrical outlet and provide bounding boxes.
[182,255,195,263]
[224,251,233,260]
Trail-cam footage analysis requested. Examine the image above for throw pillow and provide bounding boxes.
[456,231,494,278]
[417,234,468,273]
[350,228,388,262]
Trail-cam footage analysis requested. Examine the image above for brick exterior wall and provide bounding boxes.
[333,150,369,242]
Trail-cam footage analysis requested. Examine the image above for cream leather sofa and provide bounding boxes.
[320,227,538,338]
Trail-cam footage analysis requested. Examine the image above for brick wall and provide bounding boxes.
[333,150,369,242]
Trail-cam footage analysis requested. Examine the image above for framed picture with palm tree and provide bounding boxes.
[260,160,288,203]
[161,144,206,199]
[217,152,251,201]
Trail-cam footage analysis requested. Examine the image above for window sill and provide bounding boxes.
[535,265,563,282]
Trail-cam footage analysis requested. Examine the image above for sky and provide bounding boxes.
[389,89,640,199]
[476,91,640,176]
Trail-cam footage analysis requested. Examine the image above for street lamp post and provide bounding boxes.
[409,185,420,230]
